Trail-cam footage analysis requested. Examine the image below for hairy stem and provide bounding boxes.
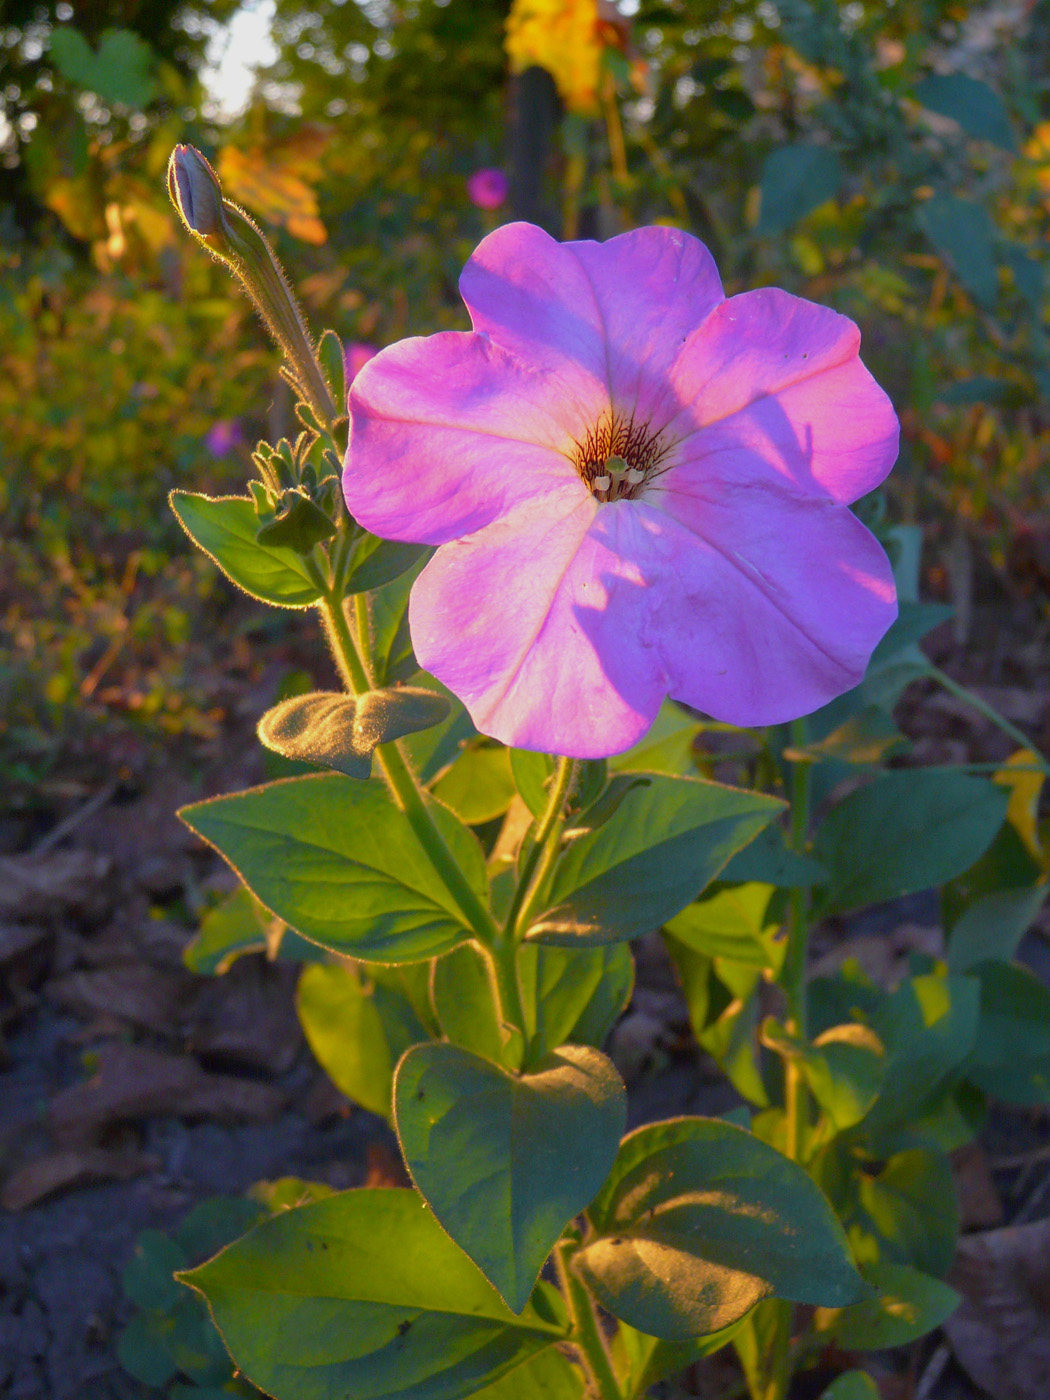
[505,755,576,939]
[555,1240,623,1400]
[318,586,498,946]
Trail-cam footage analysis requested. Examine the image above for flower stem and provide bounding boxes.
[508,755,576,939]
[762,722,814,1400]
[926,664,1050,777]
[318,585,498,946]
[554,1240,623,1400]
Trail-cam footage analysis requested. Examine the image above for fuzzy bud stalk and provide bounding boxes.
[166,144,336,430]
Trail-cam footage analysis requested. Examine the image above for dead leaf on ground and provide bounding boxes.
[2,1146,156,1211]
[302,1072,354,1125]
[46,965,195,1031]
[952,1142,1004,1231]
[811,923,945,987]
[49,1041,286,1147]
[0,850,113,925]
[364,1141,411,1189]
[947,1217,1050,1400]
[186,956,303,1074]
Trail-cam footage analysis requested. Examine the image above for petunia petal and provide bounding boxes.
[623,491,897,727]
[567,226,725,422]
[460,223,612,403]
[659,354,900,508]
[663,288,898,500]
[408,490,667,757]
[345,331,591,545]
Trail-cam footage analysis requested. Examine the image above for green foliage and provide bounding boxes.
[181,1189,569,1400]
[49,27,158,108]
[179,775,487,962]
[257,686,451,778]
[528,775,784,946]
[577,1118,866,1339]
[394,1042,626,1312]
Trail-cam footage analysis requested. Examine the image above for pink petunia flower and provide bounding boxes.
[205,419,244,457]
[467,168,509,211]
[342,223,899,758]
[344,342,378,383]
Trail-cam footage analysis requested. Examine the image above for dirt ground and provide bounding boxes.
[3,588,1050,1400]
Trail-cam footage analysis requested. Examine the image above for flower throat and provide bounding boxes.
[571,412,671,503]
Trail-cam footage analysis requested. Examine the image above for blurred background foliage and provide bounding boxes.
[2,0,1049,821]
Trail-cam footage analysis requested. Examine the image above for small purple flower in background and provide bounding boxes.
[205,419,244,457]
[467,168,509,211]
[343,223,899,758]
[344,342,378,385]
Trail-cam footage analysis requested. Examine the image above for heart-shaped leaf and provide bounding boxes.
[577,1118,866,1339]
[180,1189,567,1400]
[395,1042,626,1312]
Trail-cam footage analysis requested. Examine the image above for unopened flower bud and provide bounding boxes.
[168,145,229,252]
[166,143,336,431]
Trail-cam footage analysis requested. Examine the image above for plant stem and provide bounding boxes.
[927,664,1050,777]
[318,587,498,946]
[555,1240,623,1400]
[602,75,629,185]
[764,723,814,1400]
[505,755,576,938]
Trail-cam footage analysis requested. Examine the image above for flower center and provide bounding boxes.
[571,413,671,502]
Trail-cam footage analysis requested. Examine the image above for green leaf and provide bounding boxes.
[297,960,429,1120]
[367,553,428,684]
[815,1261,959,1350]
[529,776,783,946]
[183,887,272,975]
[577,1118,865,1339]
[116,1312,179,1388]
[181,1189,566,1400]
[758,142,842,235]
[918,197,999,309]
[510,749,555,819]
[465,1345,585,1398]
[257,687,451,780]
[813,770,1007,914]
[50,26,157,107]
[432,743,517,825]
[610,698,701,776]
[818,1371,880,1400]
[861,974,981,1147]
[175,1196,267,1264]
[345,537,429,593]
[612,1316,744,1398]
[665,883,782,971]
[852,1146,959,1277]
[180,775,487,963]
[170,493,322,608]
[122,1230,187,1312]
[914,73,1016,151]
[946,884,1047,973]
[394,1042,626,1313]
[519,942,634,1061]
[719,823,828,888]
[788,708,904,767]
[965,960,1050,1105]
[256,492,336,553]
[763,1022,886,1132]
[431,942,522,1067]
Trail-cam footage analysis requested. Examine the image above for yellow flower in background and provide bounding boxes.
[505,0,628,115]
